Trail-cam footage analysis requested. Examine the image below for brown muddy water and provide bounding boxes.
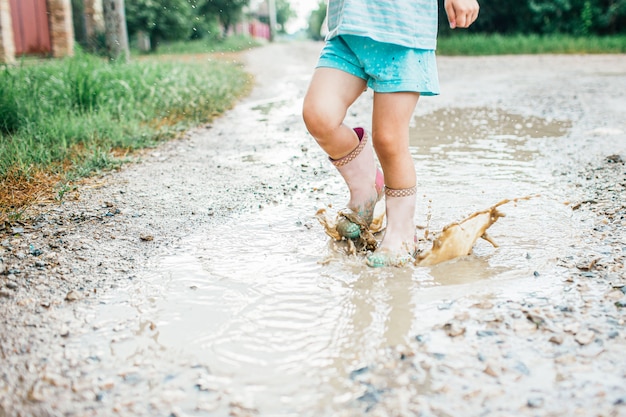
[68,97,595,415]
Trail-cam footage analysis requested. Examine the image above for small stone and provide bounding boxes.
[0,289,12,298]
[43,373,70,388]
[99,380,115,391]
[443,322,466,337]
[44,252,59,265]
[563,322,581,334]
[575,329,596,345]
[5,281,18,290]
[527,397,544,408]
[472,300,494,309]
[139,234,154,242]
[349,366,369,380]
[606,290,625,301]
[605,154,623,163]
[65,290,81,301]
[614,396,626,405]
[549,334,564,345]
[438,301,454,310]
[484,365,498,377]
[29,245,43,256]
[27,382,46,402]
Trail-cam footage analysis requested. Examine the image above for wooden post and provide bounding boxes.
[48,0,75,58]
[0,0,15,63]
[102,0,128,61]
[84,0,104,50]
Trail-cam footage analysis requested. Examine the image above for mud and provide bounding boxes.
[1,43,625,417]
[317,197,511,266]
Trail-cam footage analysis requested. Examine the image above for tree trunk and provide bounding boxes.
[268,0,277,42]
[102,0,128,61]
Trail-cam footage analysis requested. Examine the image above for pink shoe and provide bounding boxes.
[367,186,418,267]
[330,128,384,240]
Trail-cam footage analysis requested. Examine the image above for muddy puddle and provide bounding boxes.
[72,106,584,415]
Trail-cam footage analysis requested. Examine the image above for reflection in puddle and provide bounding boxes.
[78,107,581,415]
[410,107,572,183]
[412,107,571,144]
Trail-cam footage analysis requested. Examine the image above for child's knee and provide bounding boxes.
[302,99,335,138]
[372,132,404,159]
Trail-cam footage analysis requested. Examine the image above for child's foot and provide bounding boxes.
[335,168,384,239]
[331,128,384,240]
[366,186,417,267]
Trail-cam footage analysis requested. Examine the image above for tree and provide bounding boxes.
[437,0,626,36]
[125,0,194,51]
[596,0,626,34]
[71,0,87,47]
[258,0,296,34]
[307,1,327,40]
[196,0,250,36]
[103,0,130,60]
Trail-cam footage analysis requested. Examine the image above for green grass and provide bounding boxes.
[0,49,251,183]
[437,34,626,55]
[133,35,262,56]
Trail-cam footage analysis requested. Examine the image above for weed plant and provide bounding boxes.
[438,34,626,55]
[134,35,261,56]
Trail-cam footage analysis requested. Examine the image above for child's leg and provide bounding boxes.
[302,68,366,159]
[303,68,384,237]
[368,92,420,266]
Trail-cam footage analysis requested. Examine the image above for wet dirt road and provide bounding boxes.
[1,42,626,417]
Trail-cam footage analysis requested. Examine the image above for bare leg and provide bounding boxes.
[368,92,420,266]
[302,68,366,158]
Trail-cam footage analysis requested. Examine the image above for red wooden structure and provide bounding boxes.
[9,0,51,55]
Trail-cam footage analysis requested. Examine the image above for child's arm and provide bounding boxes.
[444,0,480,29]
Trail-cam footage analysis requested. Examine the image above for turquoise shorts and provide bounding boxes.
[316,35,440,95]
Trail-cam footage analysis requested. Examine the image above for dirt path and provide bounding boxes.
[1,42,625,417]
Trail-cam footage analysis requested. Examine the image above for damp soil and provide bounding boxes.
[1,43,625,417]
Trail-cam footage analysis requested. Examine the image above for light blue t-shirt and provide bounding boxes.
[326,0,439,50]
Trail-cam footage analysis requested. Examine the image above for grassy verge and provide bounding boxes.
[133,35,262,56]
[437,34,626,55]
[0,49,252,220]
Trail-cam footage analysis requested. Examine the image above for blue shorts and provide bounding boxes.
[316,35,440,95]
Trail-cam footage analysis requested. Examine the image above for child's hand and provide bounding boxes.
[444,0,479,29]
